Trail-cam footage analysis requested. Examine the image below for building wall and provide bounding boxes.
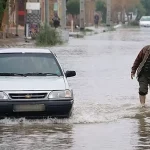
[40,0,57,24]
[57,0,62,20]
[49,0,54,23]
[18,0,26,26]
[41,0,45,23]
[85,0,95,26]
[17,0,40,26]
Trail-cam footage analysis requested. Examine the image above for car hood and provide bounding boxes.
[0,76,66,91]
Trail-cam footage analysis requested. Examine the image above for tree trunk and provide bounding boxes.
[72,15,75,28]
[121,8,125,24]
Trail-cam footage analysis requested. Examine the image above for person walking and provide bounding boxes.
[94,13,99,28]
[131,45,150,107]
[52,13,60,29]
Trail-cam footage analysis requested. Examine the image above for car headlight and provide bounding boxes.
[0,92,8,100]
[48,90,73,99]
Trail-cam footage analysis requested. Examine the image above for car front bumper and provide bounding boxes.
[0,99,74,118]
[140,24,150,27]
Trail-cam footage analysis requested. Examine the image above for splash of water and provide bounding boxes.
[0,102,146,126]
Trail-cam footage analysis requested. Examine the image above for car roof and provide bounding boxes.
[0,48,52,53]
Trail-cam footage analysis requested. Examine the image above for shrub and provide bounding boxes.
[36,25,63,46]
[128,20,139,26]
[84,28,93,32]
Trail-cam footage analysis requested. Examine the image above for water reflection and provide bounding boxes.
[136,117,150,150]
[0,123,73,150]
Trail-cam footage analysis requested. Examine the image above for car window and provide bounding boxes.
[0,53,63,76]
[141,17,150,21]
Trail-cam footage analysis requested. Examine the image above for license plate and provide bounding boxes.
[13,104,45,112]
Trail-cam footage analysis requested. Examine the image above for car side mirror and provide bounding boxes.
[65,71,76,78]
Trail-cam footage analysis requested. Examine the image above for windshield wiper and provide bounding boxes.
[0,73,25,76]
[24,73,61,76]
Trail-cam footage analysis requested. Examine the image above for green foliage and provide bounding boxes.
[135,0,150,21]
[0,0,7,29]
[36,25,63,47]
[66,0,80,16]
[141,0,150,15]
[80,28,93,35]
[136,2,146,21]
[84,28,93,32]
[0,0,6,13]
[96,0,106,23]
[128,20,139,26]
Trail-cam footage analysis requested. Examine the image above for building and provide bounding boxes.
[40,0,58,24]
[15,0,57,26]
[18,0,26,26]
[66,0,96,28]
[85,0,96,26]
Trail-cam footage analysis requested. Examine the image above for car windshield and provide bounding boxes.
[140,17,150,21]
[0,53,63,76]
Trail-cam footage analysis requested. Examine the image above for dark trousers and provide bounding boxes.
[138,74,150,95]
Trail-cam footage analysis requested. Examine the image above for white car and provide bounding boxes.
[0,48,76,118]
[139,16,150,27]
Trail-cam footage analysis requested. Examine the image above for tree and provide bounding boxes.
[66,0,80,17]
[66,0,80,27]
[96,0,106,23]
[112,0,140,11]
[112,0,140,23]
[141,0,150,15]
[0,0,7,30]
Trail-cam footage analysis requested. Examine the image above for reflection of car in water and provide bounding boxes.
[139,16,150,27]
[0,48,76,118]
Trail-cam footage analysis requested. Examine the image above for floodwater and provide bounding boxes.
[1,27,150,150]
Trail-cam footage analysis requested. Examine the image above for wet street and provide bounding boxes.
[1,27,150,150]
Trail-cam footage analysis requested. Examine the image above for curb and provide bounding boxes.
[114,24,122,29]
[0,42,35,48]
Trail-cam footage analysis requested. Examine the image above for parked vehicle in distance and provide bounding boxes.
[139,16,150,27]
[0,48,76,118]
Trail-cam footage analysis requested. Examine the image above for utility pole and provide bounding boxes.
[6,0,10,38]
[45,0,49,26]
[15,0,18,36]
[80,0,85,30]
[61,0,66,29]
[106,0,111,26]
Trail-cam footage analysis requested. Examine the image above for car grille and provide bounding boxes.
[9,93,47,100]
